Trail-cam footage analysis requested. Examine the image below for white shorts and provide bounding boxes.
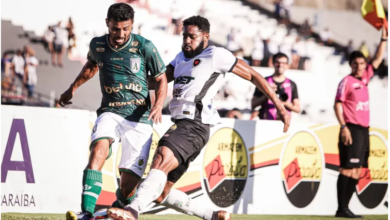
[91,112,153,177]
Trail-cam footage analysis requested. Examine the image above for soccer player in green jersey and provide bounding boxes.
[60,3,168,220]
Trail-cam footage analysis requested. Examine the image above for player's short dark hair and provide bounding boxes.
[183,16,210,33]
[349,51,366,64]
[107,3,135,22]
[272,52,289,63]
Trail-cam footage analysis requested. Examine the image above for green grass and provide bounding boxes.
[1,213,388,220]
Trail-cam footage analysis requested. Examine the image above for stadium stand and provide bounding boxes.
[1,0,387,127]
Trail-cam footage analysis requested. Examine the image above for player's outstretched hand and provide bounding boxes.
[148,104,163,124]
[59,87,74,107]
[277,107,290,133]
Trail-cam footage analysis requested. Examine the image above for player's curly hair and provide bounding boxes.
[183,16,210,33]
[107,3,135,22]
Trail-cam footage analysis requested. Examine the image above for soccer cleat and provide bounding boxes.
[66,211,93,220]
[107,207,138,220]
[212,210,231,220]
[335,209,364,218]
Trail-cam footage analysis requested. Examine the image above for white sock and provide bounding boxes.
[128,169,167,213]
[161,188,214,220]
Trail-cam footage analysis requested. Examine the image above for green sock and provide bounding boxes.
[115,188,137,207]
[81,169,102,214]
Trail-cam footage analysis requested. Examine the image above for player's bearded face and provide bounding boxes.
[107,19,132,47]
[182,37,205,58]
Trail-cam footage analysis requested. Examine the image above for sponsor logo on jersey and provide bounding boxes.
[202,128,248,208]
[104,83,143,94]
[280,131,323,208]
[129,48,138,53]
[111,57,124,60]
[114,65,121,71]
[96,47,105,52]
[108,99,146,107]
[131,41,139,46]
[173,88,183,97]
[356,133,388,208]
[193,59,201,67]
[174,76,195,85]
[96,42,106,45]
[356,101,369,111]
[130,58,141,73]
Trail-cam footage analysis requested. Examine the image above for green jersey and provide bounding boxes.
[88,34,166,125]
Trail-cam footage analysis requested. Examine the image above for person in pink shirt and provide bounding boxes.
[334,25,387,218]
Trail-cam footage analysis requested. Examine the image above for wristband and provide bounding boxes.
[341,125,346,129]
[381,38,387,42]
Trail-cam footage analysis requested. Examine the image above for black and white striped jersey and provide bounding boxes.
[168,46,237,125]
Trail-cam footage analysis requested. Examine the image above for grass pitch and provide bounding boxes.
[1,213,388,220]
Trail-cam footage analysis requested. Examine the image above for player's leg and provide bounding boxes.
[108,119,213,220]
[112,120,153,208]
[154,165,230,220]
[335,124,365,219]
[66,113,120,220]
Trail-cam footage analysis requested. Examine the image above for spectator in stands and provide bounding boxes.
[333,25,387,219]
[67,17,76,55]
[341,40,354,64]
[43,26,55,53]
[251,53,300,120]
[227,28,240,52]
[252,31,264,66]
[11,49,25,81]
[52,21,69,67]
[1,51,13,76]
[23,46,39,98]
[280,0,294,25]
[320,27,333,46]
[299,19,312,39]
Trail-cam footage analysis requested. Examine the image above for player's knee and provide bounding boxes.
[151,147,178,171]
[87,139,111,170]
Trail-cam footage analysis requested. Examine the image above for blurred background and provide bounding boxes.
[1,0,388,127]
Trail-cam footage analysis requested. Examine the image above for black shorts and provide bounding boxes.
[158,119,210,183]
[338,123,369,168]
[53,43,63,53]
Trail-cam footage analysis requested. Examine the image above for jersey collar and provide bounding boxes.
[106,34,132,52]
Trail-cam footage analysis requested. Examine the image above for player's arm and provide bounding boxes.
[148,73,168,124]
[231,59,290,132]
[58,60,99,107]
[334,80,352,145]
[283,99,300,113]
[145,40,168,123]
[372,25,388,69]
[148,64,174,90]
[283,84,301,113]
